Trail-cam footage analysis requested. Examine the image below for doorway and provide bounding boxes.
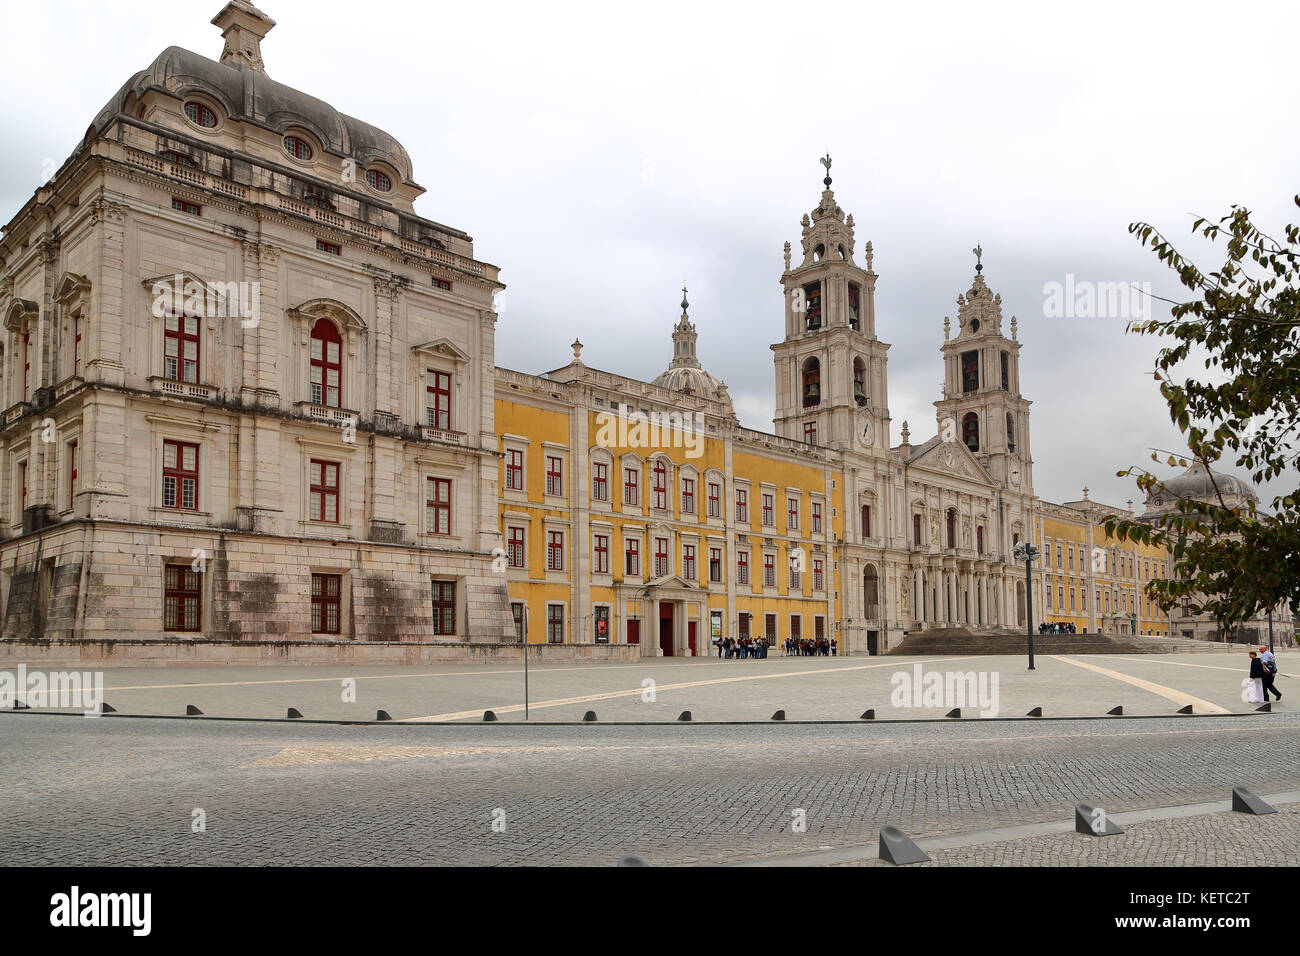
[687,621,697,656]
[867,629,879,655]
[626,619,640,645]
[659,601,674,656]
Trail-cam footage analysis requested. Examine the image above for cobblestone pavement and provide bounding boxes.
[842,804,1300,866]
[2,711,1297,865]
[7,650,1293,721]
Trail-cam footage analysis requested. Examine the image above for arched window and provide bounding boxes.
[801,357,821,408]
[418,236,445,250]
[863,565,880,619]
[366,169,392,192]
[962,411,980,452]
[976,525,985,554]
[853,357,867,406]
[803,282,822,330]
[184,102,218,128]
[1006,412,1017,453]
[946,508,956,549]
[284,135,314,161]
[310,318,342,408]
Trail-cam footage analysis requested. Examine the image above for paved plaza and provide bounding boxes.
[2,703,1297,866]
[7,650,1291,722]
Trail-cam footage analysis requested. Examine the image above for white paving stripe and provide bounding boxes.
[1050,655,1231,713]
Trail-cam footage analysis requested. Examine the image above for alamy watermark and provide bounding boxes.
[150,273,261,328]
[593,406,705,459]
[1,664,104,716]
[890,663,1000,717]
[1042,274,1151,320]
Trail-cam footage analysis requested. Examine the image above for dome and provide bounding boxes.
[85,10,415,185]
[650,287,735,416]
[1147,461,1258,508]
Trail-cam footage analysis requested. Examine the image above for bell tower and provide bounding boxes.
[772,156,890,452]
[933,247,1033,493]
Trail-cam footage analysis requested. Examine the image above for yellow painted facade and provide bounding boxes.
[1034,498,1170,636]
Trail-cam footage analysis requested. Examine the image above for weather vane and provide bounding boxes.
[820,152,832,186]
[972,242,983,273]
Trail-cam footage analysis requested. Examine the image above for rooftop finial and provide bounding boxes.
[972,242,983,274]
[571,338,583,363]
[212,2,276,74]
[1082,485,1090,500]
[820,152,832,187]
[901,420,910,445]
[681,282,689,315]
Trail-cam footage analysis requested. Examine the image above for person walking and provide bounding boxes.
[1246,651,1266,703]
[1259,646,1282,701]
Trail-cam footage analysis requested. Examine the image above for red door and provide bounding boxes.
[688,622,697,656]
[659,602,674,657]
[626,620,640,645]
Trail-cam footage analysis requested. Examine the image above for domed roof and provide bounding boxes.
[86,11,414,184]
[1147,461,1258,508]
[650,287,734,415]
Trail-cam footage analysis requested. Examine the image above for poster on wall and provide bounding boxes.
[710,611,722,639]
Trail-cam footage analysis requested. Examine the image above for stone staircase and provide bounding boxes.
[888,626,1162,656]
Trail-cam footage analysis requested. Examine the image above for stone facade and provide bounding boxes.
[0,3,514,646]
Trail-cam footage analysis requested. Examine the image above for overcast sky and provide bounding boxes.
[3,0,1296,509]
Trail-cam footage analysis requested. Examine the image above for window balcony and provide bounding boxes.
[150,377,218,402]
[3,402,31,425]
[295,401,357,426]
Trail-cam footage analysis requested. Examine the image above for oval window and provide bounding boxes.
[284,136,314,161]
[366,169,392,191]
[184,102,218,128]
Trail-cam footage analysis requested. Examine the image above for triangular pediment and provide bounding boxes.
[412,338,471,364]
[646,574,695,590]
[908,437,994,484]
[54,272,91,305]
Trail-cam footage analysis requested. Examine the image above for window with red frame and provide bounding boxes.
[171,198,202,216]
[22,329,29,396]
[184,102,218,127]
[735,488,748,523]
[309,318,342,407]
[592,461,608,502]
[654,537,669,577]
[812,501,823,534]
[425,370,451,429]
[976,526,984,554]
[366,169,392,192]
[164,564,202,632]
[432,581,456,635]
[625,538,640,576]
[709,547,722,583]
[707,481,720,518]
[162,440,198,510]
[737,550,749,585]
[316,239,340,255]
[761,493,774,526]
[163,314,200,383]
[506,526,525,568]
[763,553,776,587]
[593,534,609,574]
[682,544,695,581]
[426,477,452,535]
[284,135,313,160]
[803,421,817,444]
[67,441,77,510]
[311,574,341,634]
[160,149,199,168]
[681,478,695,515]
[624,467,639,506]
[432,278,453,291]
[787,497,799,531]
[861,504,872,538]
[72,314,81,377]
[652,460,667,510]
[813,558,824,590]
[505,449,523,490]
[545,456,563,496]
[913,513,922,546]
[547,530,564,570]
[18,460,26,518]
[309,460,339,523]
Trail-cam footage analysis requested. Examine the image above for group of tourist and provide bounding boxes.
[785,637,836,656]
[715,636,769,659]
[1245,646,1283,703]
[1039,621,1077,634]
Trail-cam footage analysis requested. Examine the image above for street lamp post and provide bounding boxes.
[1014,542,1040,670]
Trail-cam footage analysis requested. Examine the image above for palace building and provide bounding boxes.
[0,4,1180,657]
